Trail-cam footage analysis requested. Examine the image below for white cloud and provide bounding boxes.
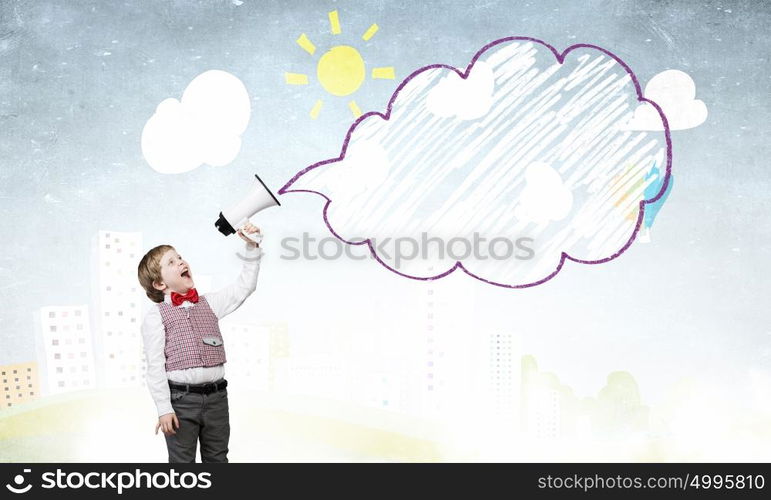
[515,163,573,224]
[426,61,494,120]
[283,41,669,287]
[625,69,707,131]
[141,70,251,174]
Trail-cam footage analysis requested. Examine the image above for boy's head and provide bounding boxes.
[137,245,195,303]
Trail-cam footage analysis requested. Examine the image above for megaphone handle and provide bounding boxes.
[236,218,263,245]
[240,230,263,245]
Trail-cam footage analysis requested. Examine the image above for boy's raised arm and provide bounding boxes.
[140,309,174,416]
[206,241,264,319]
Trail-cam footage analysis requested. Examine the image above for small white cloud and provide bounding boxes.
[626,69,707,131]
[515,163,573,224]
[141,70,251,174]
[426,61,494,120]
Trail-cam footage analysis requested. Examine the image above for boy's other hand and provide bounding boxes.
[155,413,180,436]
[237,222,261,247]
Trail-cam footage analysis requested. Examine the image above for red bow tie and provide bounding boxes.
[171,288,199,306]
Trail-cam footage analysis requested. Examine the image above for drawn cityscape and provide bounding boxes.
[0,228,658,454]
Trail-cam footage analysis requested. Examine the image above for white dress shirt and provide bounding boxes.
[141,242,263,416]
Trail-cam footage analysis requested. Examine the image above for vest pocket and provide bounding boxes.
[200,332,226,365]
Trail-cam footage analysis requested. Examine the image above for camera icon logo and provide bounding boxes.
[5,469,32,494]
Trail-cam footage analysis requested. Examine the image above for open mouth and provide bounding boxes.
[181,270,191,279]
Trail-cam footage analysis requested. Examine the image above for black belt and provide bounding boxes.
[168,379,227,395]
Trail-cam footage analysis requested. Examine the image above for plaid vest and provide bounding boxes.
[157,296,227,371]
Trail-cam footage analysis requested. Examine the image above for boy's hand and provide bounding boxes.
[237,222,261,247]
[155,413,180,436]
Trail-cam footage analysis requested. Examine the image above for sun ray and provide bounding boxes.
[310,99,323,120]
[284,73,309,85]
[348,100,362,118]
[372,67,395,80]
[328,10,341,35]
[362,24,379,41]
[296,33,316,56]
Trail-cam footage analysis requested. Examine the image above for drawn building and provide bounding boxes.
[484,331,521,423]
[218,319,270,392]
[520,355,579,439]
[34,305,96,395]
[0,361,40,408]
[91,230,144,388]
[419,273,476,418]
[593,371,650,438]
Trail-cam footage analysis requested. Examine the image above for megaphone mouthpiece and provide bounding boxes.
[214,211,237,236]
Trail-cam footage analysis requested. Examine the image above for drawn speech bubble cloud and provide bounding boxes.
[280,37,672,288]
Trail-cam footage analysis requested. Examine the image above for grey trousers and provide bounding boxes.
[164,381,230,463]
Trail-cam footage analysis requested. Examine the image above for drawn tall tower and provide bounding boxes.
[90,230,144,388]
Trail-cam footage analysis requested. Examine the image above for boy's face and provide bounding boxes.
[152,248,195,295]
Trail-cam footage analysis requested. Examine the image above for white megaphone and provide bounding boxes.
[215,173,280,245]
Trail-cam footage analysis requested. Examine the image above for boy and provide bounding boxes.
[136,223,263,463]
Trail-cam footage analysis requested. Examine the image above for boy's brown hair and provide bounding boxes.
[137,244,175,303]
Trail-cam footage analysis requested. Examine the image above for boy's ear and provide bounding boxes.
[152,280,166,292]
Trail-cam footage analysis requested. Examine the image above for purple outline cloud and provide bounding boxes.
[278,36,673,289]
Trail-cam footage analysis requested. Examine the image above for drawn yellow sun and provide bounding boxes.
[284,10,396,119]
